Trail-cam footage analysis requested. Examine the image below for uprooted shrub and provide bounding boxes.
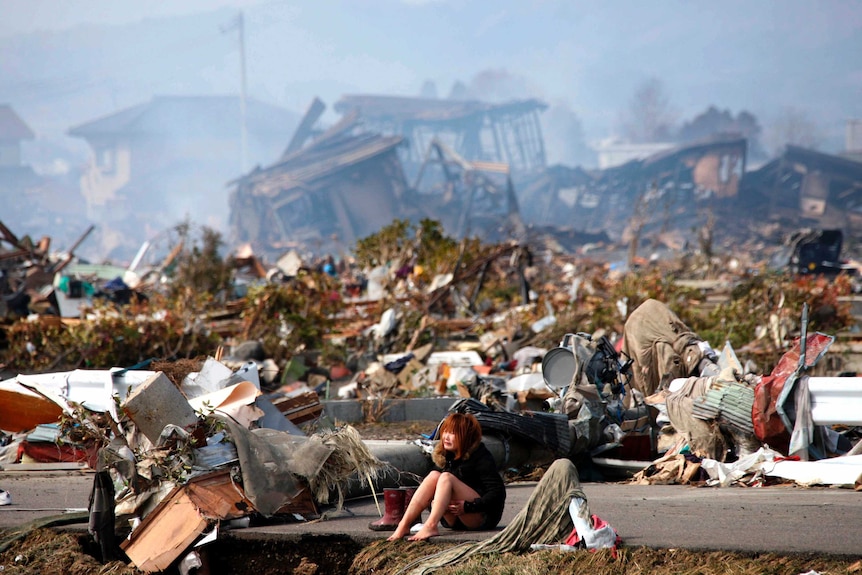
[2,294,222,372]
[165,222,236,308]
[353,218,461,274]
[238,274,342,364]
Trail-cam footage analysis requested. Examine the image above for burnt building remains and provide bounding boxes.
[229,95,544,258]
[333,94,548,179]
[228,93,862,260]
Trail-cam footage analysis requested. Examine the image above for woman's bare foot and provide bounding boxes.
[408,525,439,541]
[387,526,409,541]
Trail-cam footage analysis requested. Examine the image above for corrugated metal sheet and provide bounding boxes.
[691,379,755,433]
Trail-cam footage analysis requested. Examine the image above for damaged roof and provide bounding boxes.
[641,134,747,170]
[236,132,405,197]
[601,134,748,177]
[67,95,298,138]
[0,104,35,141]
[745,144,862,198]
[781,144,862,179]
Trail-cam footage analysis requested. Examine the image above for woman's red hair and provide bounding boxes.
[437,413,482,460]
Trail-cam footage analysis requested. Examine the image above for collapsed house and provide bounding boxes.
[228,94,862,262]
[410,138,525,241]
[229,96,539,259]
[517,136,862,260]
[742,144,862,230]
[517,135,748,248]
[229,128,409,257]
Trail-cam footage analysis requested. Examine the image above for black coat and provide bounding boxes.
[439,442,506,528]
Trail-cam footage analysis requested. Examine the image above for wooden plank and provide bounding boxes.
[283,404,323,425]
[271,392,322,424]
[272,391,319,412]
[121,488,209,573]
[184,469,255,520]
[282,97,326,157]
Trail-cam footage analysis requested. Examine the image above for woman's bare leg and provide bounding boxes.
[409,472,482,541]
[388,471,440,540]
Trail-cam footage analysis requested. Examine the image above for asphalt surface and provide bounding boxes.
[1,469,861,558]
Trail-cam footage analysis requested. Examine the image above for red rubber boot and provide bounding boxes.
[368,488,406,531]
[401,487,420,522]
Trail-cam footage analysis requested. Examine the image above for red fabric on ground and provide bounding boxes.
[17,441,97,467]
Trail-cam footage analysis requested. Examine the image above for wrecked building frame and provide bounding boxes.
[743,144,862,230]
[333,94,549,179]
[228,132,409,259]
[534,136,748,244]
[229,94,544,258]
[411,137,526,242]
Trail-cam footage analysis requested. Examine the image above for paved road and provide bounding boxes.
[2,469,861,558]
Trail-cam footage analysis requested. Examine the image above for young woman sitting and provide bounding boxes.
[388,412,506,541]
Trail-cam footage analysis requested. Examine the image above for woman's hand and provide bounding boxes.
[447,500,464,516]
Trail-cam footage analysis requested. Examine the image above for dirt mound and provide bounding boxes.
[0,528,141,575]
[351,540,862,575]
[3,525,860,575]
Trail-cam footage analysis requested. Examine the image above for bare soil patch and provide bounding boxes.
[3,526,861,575]
[349,420,439,441]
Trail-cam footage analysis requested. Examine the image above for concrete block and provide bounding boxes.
[122,372,198,444]
[404,397,455,422]
[381,400,406,422]
[322,399,363,423]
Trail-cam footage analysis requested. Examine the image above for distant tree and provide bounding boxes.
[420,79,438,99]
[736,110,767,159]
[736,111,762,142]
[448,80,469,100]
[620,77,677,143]
[678,106,730,141]
[764,106,823,154]
[678,106,766,159]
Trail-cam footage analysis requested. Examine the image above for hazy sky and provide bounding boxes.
[0,1,262,36]
[3,0,860,261]
[2,0,861,154]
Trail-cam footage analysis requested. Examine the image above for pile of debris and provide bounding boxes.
[3,207,862,571]
[0,222,99,319]
[0,355,388,572]
[1,287,862,571]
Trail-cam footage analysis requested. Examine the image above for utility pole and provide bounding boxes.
[238,10,249,173]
